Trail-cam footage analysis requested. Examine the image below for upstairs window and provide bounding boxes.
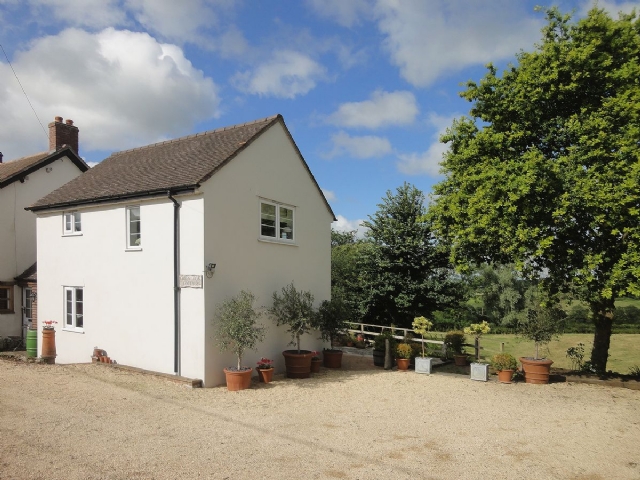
[126,206,141,248]
[0,285,13,313]
[63,212,81,235]
[260,201,294,242]
[64,287,83,330]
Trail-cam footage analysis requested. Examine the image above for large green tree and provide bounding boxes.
[430,8,640,372]
[362,183,461,327]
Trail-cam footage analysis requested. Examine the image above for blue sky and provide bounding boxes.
[1,0,638,233]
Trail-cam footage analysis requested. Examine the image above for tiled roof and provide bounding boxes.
[15,263,37,282]
[0,148,88,189]
[30,115,282,210]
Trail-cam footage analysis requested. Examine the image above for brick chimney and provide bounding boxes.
[0,152,3,164]
[48,116,79,155]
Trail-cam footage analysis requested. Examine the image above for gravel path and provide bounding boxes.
[1,358,639,480]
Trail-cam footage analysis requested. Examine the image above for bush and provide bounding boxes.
[444,330,466,355]
[396,343,413,359]
[491,353,518,371]
[374,329,397,352]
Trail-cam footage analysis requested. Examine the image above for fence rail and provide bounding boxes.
[346,322,448,356]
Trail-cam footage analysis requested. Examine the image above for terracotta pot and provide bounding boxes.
[256,368,274,383]
[322,349,343,368]
[519,357,553,384]
[396,358,411,370]
[41,328,57,364]
[224,368,252,391]
[497,369,515,383]
[282,350,313,379]
[310,358,322,373]
[454,355,467,366]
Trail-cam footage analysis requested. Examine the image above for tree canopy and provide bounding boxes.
[429,7,640,372]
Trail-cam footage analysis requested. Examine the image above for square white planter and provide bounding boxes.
[470,362,489,382]
[414,357,433,374]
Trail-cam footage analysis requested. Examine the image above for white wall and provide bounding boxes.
[36,197,182,373]
[201,122,333,386]
[0,156,82,337]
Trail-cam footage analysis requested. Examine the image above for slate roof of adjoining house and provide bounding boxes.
[29,114,335,219]
[0,148,88,189]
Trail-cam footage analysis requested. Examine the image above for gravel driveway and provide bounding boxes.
[1,358,639,480]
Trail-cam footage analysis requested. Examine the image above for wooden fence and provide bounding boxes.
[346,322,448,356]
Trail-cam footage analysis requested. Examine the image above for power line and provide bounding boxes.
[0,43,48,142]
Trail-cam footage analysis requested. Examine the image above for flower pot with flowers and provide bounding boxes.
[41,320,58,364]
[491,353,518,383]
[310,351,322,373]
[412,316,434,374]
[312,295,351,368]
[444,330,467,366]
[215,290,265,391]
[396,343,413,371]
[269,283,316,379]
[256,357,275,383]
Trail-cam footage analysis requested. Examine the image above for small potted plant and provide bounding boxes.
[310,351,322,373]
[518,302,562,384]
[444,330,467,366]
[215,290,265,391]
[396,343,413,371]
[313,296,351,368]
[491,353,518,383]
[373,330,397,367]
[256,357,275,383]
[269,282,316,378]
[412,316,434,374]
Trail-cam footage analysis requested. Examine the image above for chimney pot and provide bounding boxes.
[0,152,3,164]
[65,119,74,126]
[49,117,79,155]
[55,116,63,123]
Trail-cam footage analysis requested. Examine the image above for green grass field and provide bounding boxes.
[457,333,640,374]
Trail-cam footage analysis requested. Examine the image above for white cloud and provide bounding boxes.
[321,189,336,202]
[327,90,418,129]
[333,214,368,238]
[327,131,392,159]
[580,0,640,16]
[27,0,128,29]
[231,50,326,99]
[396,113,456,176]
[373,0,543,87]
[0,28,220,160]
[305,0,372,27]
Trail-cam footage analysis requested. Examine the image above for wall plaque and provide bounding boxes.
[179,275,203,288]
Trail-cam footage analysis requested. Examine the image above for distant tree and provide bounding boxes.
[331,229,357,247]
[430,8,640,372]
[362,183,461,328]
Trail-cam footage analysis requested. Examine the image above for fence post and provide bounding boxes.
[500,342,505,352]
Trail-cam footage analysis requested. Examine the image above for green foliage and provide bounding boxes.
[566,343,586,371]
[444,330,466,355]
[331,240,376,322]
[396,343,413,359]
[361,183,462,327]
[215,290,265,370]
[373,329,397,352]
[331,229,357,247]
[412,316,433,357]
[464,320,491,339]
[314,294,351,346]
[430,8,640,372]
[269,283,315,353]
[491,353,518,371]
[517,297,565,360]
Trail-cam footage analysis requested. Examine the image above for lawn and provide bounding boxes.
[460,333,640,374]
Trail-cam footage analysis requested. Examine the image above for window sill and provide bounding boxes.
[62,232,83,237]
[0,310,15,315]
[62,328,84,334]
[258,237,298,247]
[125,247,142,252]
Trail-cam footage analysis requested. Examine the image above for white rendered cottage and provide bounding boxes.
[0,118,88,339]
[29,115,335,387]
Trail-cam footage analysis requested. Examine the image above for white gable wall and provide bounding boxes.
[201,121,333,387]
[36,198,178,372]
[0,155,82,336]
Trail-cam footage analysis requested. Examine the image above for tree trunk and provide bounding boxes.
[590,299,615,373]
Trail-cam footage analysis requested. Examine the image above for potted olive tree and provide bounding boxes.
[518,302,563,384]
[215,290,265,391]
[269,282,316,378]
[314,295,351,368]
[412,316,434,374]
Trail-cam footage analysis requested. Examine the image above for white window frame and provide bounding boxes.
[63,286,83,332]
[259,200,295,243]
[126,206,141,250]
[0,285,13,313]
[63,211,82,235]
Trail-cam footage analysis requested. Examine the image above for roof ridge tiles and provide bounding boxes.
[110,114,280,158]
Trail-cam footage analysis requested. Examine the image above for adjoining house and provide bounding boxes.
[0,118,88,340]
[29,114,335,387]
